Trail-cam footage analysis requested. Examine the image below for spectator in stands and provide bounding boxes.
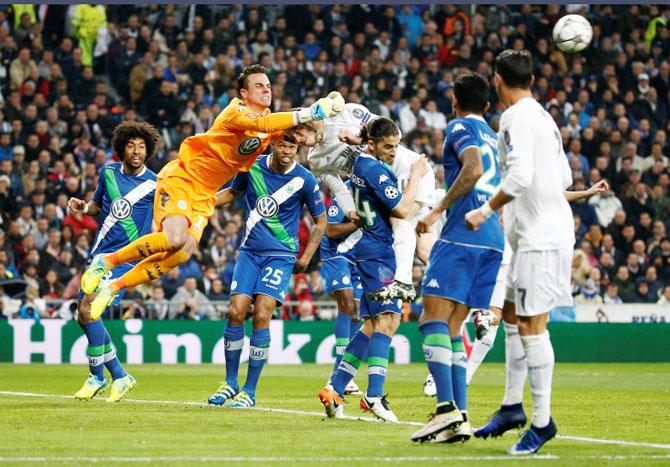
[168,276,217,320]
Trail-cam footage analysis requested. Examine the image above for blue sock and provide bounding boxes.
[451,335,467,413]
[332,312,351,377]
[103,328,126,380]
[367,332,392,398]
[83,320,106,380]
[224,323,245,391]
[420,320,454,409]
[243,328,270,399]
[331,330,369,396]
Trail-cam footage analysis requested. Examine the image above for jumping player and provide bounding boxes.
[80,65,343,318]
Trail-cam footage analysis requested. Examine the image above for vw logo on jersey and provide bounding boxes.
[110,198,132,220]
[256,195,278,218]
[238,136,262,156]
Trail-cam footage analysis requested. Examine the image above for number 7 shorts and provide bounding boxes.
[230,250,296,305]
[511,248,573,317]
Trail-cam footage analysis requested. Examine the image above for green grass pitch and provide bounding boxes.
[1,363,670,465]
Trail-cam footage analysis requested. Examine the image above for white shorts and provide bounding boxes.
[511,248,573,317]
[489,259,509,310]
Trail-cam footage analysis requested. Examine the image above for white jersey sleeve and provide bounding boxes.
[497,97,575,252]
[391,145,436,208]
[307,103,375,177]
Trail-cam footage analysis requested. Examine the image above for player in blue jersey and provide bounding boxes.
[319,117,430,422]
[207,133,326,408]
[67,121,159,402]
[411,72,504,443]
[320,185,364,403]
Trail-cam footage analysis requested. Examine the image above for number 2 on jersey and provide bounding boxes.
[475,143,500,196]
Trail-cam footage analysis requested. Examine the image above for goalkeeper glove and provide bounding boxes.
[296,92,345,123]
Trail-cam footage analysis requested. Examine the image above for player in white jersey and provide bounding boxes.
[465,50,572,455]
[293,103,436,301]
[466,179,609,386]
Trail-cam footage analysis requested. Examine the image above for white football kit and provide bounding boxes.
[497,97,574,316]
[307,103,436,284]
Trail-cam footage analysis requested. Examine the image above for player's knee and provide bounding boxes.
[373,312,400,335]
[227,302,247,325]
[337,294,356,316]
[165,229,190,251]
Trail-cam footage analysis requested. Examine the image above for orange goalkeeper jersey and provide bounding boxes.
[166,98,295,192]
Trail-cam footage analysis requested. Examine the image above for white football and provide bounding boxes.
[552,14,593,53]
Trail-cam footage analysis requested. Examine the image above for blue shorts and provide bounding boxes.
[77,261,133,306]
[231,250,295,305]
[422,240,502,310]
[321,257,363,300]
[357,255,402,319]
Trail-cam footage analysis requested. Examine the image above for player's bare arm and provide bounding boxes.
[327,220,359,239]
[391,157,430,219]
[215,188,244,207]
[294,212,327,273]
[563,179,609,202]
[417,147,483,234]
[68,197,101,217]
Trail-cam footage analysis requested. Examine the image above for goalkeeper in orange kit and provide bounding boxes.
[81,64,345,318]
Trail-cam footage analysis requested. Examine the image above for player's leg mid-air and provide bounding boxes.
[412,72,503,444]
[207,134,326,407]
[68,121,161,402]
[319,117,430,422]
[80,65,343,318]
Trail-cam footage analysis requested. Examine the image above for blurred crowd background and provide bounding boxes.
[0,4,668,321]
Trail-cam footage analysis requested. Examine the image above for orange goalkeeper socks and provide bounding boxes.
[104,232,172,269]
[110,249,191,293]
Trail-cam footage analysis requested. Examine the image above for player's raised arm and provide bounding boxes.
[564,179,609,202]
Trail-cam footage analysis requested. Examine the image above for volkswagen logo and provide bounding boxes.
[256,195,278,218]
[110,198,132,220]
[238,136,262,156]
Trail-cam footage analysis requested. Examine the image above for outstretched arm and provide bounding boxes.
[564,179,609,202]
[417,147,482,234]
[215,188,243,207]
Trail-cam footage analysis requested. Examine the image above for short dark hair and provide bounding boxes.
[237,64,268,90]
[111,121,161,159]
[495,49,533,89]
[360,117,399,142]
[454,72,490,113]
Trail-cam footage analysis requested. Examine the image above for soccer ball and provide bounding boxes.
[552,14,593,53]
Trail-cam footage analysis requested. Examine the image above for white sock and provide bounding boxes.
[466,324,498,385]
[501,322,527,406]
[520,331,554,428]
[392,219,415,284]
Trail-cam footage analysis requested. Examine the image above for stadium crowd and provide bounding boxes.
[0,4,669,321]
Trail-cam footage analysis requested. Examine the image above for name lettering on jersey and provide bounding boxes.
[451,123,466,132]
[328,205,339,217]
[350,173,366,187]
[256,195,279,218]
[379,174,389,184]
[110,198,132,220]
[238,137,262,156]
[384,186,399,199]
[476,193,491,203]
[480,131,497,148]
